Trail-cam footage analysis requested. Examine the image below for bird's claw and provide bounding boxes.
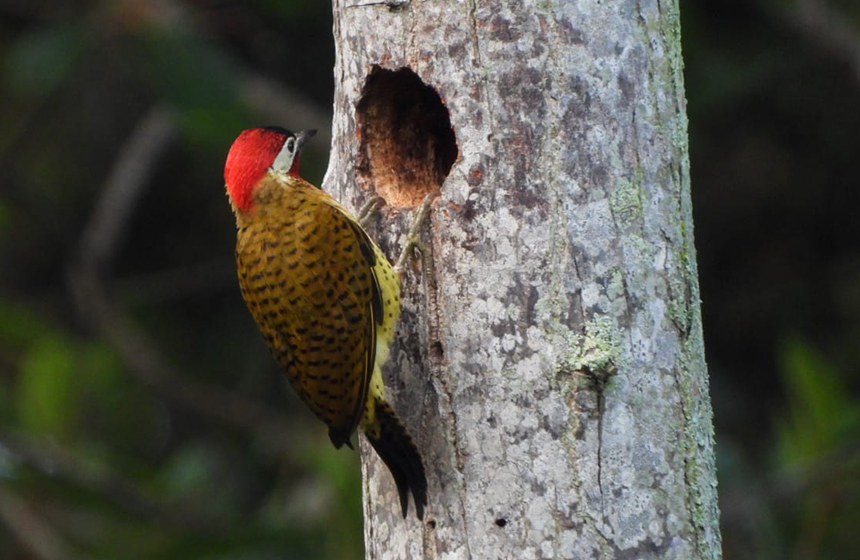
[357,196,385,227]
[394,192,437,276]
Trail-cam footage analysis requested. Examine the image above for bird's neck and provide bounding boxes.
[234,173,314,228]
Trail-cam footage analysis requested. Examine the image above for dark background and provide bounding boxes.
[1,1,858,559]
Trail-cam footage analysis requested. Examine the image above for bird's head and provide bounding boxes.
[224,127,316,213]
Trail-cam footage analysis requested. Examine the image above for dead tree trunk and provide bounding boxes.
[323,1,722,559]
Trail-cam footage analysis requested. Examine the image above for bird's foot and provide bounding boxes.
[394,192,437,276]
[357,196,385,227]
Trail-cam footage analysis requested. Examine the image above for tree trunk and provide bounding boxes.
[324,1,722,559]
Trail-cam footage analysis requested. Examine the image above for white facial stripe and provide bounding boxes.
[271,137,296,174]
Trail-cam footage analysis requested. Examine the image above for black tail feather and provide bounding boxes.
[365,399,427,520]
[328,426,354,450]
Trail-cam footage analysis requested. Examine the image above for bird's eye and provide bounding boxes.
[286,138,296,153]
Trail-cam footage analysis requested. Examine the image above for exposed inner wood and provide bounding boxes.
[356,67,457,209]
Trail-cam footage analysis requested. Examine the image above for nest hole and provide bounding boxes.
[356,66,458,208]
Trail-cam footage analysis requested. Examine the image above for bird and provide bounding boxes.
[223,126,427,520]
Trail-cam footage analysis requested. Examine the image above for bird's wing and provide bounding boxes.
[345,219,384,325]
[323,207,384,446]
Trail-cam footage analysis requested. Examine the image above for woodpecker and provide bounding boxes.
[223,127,427,520]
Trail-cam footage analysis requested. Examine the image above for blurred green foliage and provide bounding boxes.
[683,1,860,558]
[4,22,87,94]
[0,0,858,559]
[17,334,78,436]
[773,338,860,560]
[0,1,358,559]
[776,337,860,466]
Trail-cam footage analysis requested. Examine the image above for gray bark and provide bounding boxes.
[323,1,722,559]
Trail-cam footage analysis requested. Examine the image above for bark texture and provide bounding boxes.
[324,1,721,558]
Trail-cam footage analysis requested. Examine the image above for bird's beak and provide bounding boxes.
[295,129,317,151]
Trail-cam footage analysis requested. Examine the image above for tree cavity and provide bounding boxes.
[356,66,458,208]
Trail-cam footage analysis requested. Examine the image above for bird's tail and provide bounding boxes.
[365,398,427,520]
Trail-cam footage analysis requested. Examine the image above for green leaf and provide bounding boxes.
[136,31,249,147]
[775,336,860,466]
[4,23,87,94]
[0,298,48,349]
[16,334,78,436]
